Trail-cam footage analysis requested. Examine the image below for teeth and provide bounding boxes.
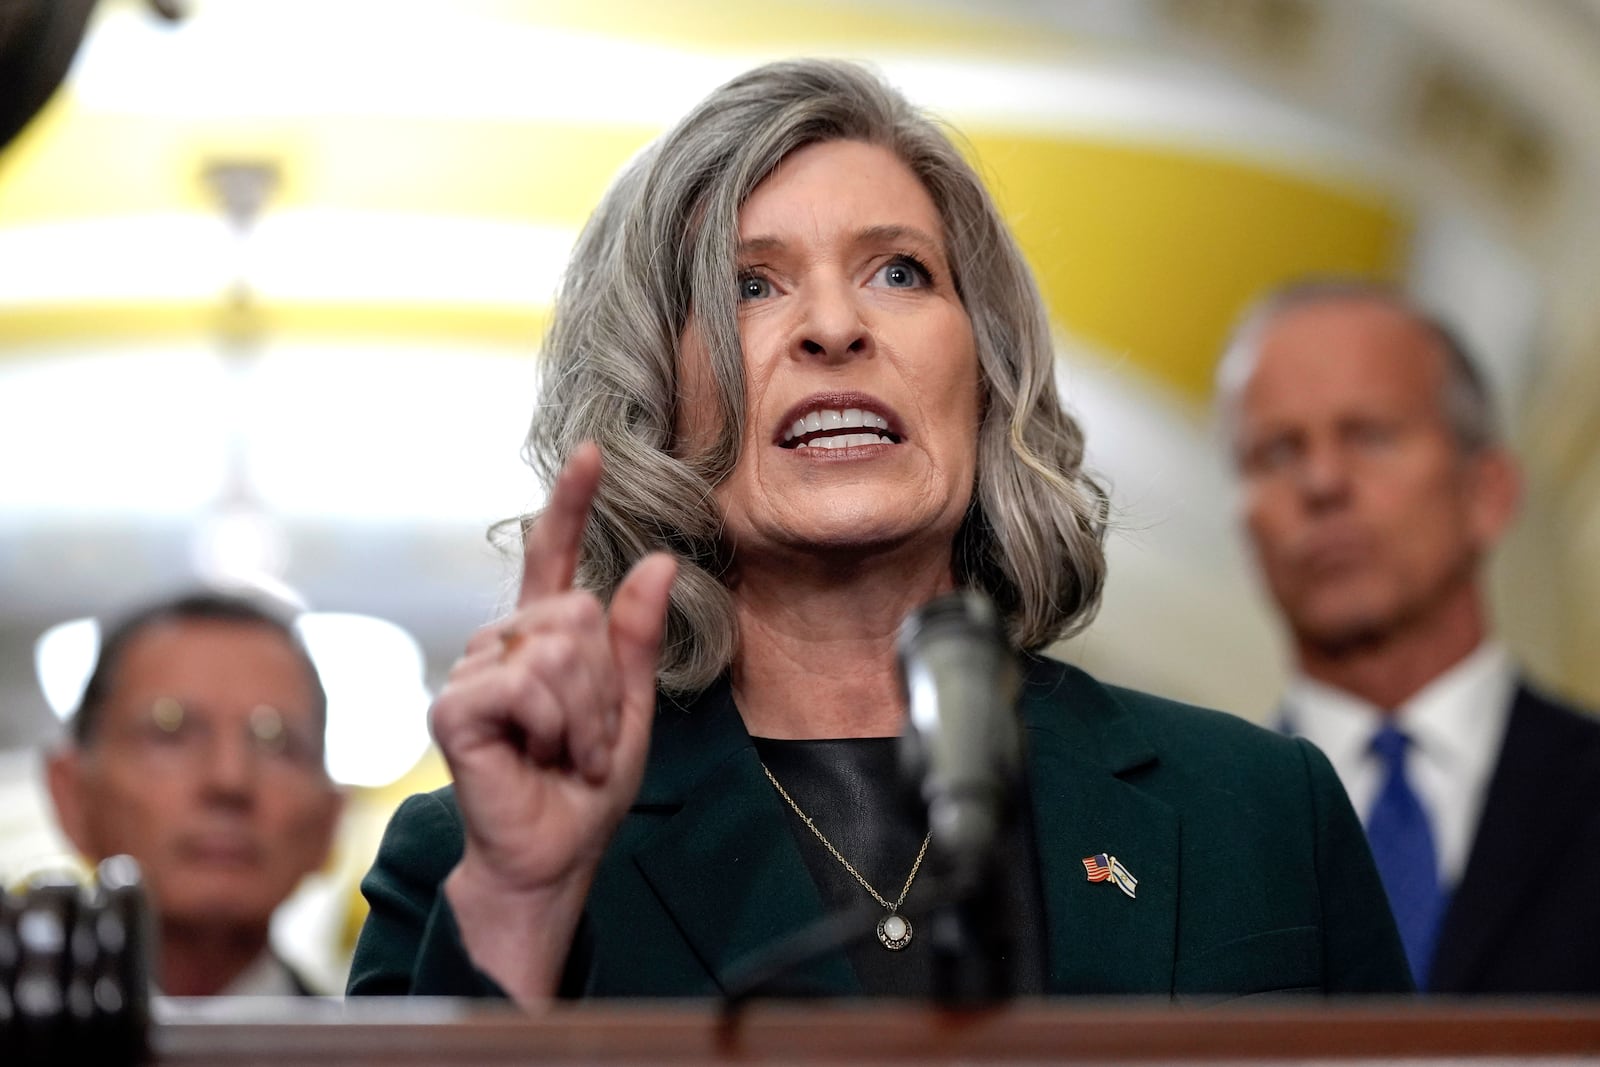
[807,432,888,450]
[780,407,897,444]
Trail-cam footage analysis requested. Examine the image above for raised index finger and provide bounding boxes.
[518,441,603,605]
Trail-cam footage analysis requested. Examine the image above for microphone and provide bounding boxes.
[1,857,153,1065]
[895,588,1022,899]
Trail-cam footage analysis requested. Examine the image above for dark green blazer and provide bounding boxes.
[348,656,1411,999]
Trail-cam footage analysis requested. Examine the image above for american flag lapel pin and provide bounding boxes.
[1082,853,1138,899]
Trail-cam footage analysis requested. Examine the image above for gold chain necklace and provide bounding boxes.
[761,762,932,951]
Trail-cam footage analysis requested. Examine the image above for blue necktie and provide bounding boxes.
[1365,724,1446,989]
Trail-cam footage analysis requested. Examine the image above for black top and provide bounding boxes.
[752,735,1046,996]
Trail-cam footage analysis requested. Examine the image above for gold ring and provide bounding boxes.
[497,628,525,658]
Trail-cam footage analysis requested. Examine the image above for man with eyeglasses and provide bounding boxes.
[45,591,344,996]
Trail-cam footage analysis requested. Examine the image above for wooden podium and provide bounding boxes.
[150,998,1600,1065]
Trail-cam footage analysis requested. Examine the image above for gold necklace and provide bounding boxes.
[761,762,932,951]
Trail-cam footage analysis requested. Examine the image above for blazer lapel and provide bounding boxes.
[1431,685,1592,989]
[630,683,860,997]
[1020,658,1181,995]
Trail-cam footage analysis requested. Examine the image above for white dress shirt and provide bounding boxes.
[1282,642,1515,889]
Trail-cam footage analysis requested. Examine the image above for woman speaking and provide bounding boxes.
[348,59,1410,1004]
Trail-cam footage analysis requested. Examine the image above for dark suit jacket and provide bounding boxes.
[1430,684,1600,993]
[347,656,1410,999]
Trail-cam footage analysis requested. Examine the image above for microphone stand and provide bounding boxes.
[922,807,1020,1005]
[718,901,885,1014]
[717,880,970,1027]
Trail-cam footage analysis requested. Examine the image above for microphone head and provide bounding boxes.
[895,587,1002,654]
[896,589,1022,885]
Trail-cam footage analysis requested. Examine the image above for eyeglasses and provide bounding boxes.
[100,697,327,777]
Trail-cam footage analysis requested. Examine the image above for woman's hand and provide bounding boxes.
[430,442,676,1003]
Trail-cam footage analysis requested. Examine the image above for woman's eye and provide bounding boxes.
[872,256,931,289]
[738,275,772,301]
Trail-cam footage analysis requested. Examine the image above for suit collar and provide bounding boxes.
[1018,654,1158,775]
[633,679,751,806]
[1018,656,1179,994]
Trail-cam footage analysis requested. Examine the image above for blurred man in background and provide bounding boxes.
[1217,279,1600,993]
[46,591,343,996]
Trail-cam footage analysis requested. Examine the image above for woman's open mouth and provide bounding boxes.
[779,406,902,450]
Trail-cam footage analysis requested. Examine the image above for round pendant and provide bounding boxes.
[876,912,912,951]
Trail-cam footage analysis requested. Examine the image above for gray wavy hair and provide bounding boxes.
[522,58,1108,693]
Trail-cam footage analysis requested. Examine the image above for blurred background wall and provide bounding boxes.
[3,0,1598,991]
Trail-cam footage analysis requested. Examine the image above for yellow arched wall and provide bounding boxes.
[971,134,1407,400]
